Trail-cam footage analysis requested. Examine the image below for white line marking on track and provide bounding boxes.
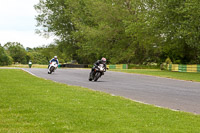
[21,69,38,77]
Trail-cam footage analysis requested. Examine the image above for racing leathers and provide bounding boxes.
[89,60,107,79]
[48,58,59,68]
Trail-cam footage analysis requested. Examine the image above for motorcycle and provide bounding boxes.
[89,64,106,81]
[48,61,58,74]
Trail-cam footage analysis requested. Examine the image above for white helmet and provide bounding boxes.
[101,57,106,64]
[54,56,57,59]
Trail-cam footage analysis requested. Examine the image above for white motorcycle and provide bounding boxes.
[89,64,106,81]
[48,61,58,74]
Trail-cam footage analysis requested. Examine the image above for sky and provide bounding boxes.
[0,0,55,48]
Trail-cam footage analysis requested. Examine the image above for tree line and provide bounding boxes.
[0,42,63,66]
[33,0,200,65]
[1,0,199,66]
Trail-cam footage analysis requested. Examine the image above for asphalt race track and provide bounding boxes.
[23,68,200,114]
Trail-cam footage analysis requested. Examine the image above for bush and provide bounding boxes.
[59,59,65,64]
[0,46,13,66]
[128,64,160,69]
[165,57,172,64]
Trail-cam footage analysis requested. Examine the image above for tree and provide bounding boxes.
[0,45,13,66]
[34,0,78,62]
[34,0,200,64]
[4,42,27,64]
[148,0,200,64]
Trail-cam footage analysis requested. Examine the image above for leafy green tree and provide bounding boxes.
[31,51,48,64]
[4,42,27,64]
[0,45,13,66]
[148,0,200,64]
[33,44,67,64]
[34,0,200,64]
[34,0,78,62]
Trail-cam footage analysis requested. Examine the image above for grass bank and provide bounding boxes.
[2,64,48,68]
[0,69,200,132]
[111,69,200,82]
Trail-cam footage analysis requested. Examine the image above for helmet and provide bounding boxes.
[101,57,106,64]
[54,56,57,59]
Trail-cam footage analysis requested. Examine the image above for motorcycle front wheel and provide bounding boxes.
[94,72,101,81]
[49,66,54,74]
[89,74,92,81]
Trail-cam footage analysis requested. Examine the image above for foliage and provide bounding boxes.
[128,64,160,69]
[31,51,48,64]
[165,57,172,64]
[2,1,200,65]
[1,41,67,65]
[32,0,199,64]
[3,42,27,64]
[33,44,67,64]
[0,45,13,66]
[112,69,200,82]
[149,0,200,64]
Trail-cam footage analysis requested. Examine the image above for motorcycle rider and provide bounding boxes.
[48,56,59,69]
[89,57,107,80]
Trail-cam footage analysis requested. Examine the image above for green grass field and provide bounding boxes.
[111,69,200,82]
[5,64,48,68]
[0,69,200,132]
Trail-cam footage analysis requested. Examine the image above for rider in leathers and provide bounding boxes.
[48,56,59,69]
[89,57,107,80]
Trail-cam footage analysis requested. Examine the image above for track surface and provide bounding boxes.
[23,68,200,114]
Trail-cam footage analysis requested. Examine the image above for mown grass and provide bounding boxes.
[111,69,200,82]
[2,64,48,68]
[0,69,200,132]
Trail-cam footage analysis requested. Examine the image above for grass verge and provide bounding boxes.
[2,64,48,68]
[111,69,200,82]
[0,69,200,132]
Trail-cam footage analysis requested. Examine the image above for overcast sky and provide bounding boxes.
[0,0,54,48]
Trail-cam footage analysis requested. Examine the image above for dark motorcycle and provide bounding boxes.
[89,64,106,81]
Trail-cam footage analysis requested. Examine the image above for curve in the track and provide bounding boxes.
[23,68,200,114]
